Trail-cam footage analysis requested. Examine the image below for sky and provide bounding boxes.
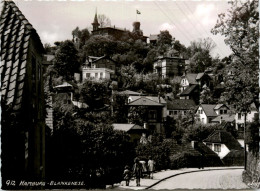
[7,0,233,58]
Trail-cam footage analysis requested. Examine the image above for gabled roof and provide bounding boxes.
[203,130,242,150]
[113,124,144,132]
[167,99,196,110]
[180,84,198,96]
[214,104,229,110]
[211,114,235,123]
[1,1,44,111]
[185,73,198,84]
[196,73,205,80]
[119,90,142,96]
[146,96,167,104]
[129,96,166,104]
[149,34,159,41]
[128,97,164,106]
[200,104,218,117]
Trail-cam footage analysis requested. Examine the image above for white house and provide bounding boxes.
[203,130,242,159]
[235,102,258,147]
[82,55,116,81]
[196,104,218,124]
[235,102,258,131]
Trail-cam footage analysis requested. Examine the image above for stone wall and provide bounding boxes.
[243,151,260,189]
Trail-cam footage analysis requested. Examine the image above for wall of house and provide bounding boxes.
[196,106,208,124]
[82,68,114,80]
[235,111,258,130]
[180,77,189,92]
[204,142,230,159]
[215,105,229,115]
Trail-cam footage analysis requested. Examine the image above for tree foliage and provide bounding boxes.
[53,40,80,80]
[212,0,259,114]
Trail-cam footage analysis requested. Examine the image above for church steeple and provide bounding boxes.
[92,8,100,31]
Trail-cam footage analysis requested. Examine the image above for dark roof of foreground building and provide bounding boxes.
[203,130,242,151]
[113,123,145,132]
[167,99,196,110]
[200,104,218,117]
[0,1,44,111]
[180,84,197,96]
[128,97,164,106]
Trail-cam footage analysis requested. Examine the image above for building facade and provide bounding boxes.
[1,1,45,186]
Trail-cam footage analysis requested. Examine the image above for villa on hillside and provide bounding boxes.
[82,55,116,80]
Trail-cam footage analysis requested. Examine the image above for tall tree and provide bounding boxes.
[212,0,259,169]
[98,14,111,28]
[54,40,80,80]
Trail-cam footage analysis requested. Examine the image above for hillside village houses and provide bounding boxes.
[40,8,259,170]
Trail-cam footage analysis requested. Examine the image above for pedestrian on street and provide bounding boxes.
[132,158,142,186]
[123,165,131,186]
[148,157,155,179]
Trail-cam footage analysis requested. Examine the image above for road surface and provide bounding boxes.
[151,169,249,189]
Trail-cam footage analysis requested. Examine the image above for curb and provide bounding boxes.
[145,167,244,189]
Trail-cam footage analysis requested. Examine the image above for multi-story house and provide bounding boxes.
[128,96,166,135]
[167,99,196,118]
[1,1,45,185]
[179,73,213,104]
[196,104,230,124]
[153,56,185,79]
[235,102,258,147]
[82,55,116,80]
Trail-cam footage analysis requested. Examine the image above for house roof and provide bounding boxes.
[119,90,142,96]
[196,142,220,157]
[180,84,197,96]
[0,1,44,111]
[167,99,196,110]
[203,130,242,151]
[195,73,205,80]
[129,96,166,104]
[128,97,164,106]
[185,73,198,84]
[113,124,144,132]
[211,114,235,123]
[200,104,218,117]
[45,54,55,62]
[149,34,159,41]
[214,104,229,110]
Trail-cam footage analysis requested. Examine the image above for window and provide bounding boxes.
[100,72,103,79]
[149,110,157,120]
[86,73,90,78]
[169,111,173,116]
[214,144,221,152]
[238,124,244,132]
[184,111,187,115]
[224,110,227,114]
[238,113,241,120]
[174,111,178,115]
[95,73,98,78]
[206,143,212,150]
[220,110,223,114]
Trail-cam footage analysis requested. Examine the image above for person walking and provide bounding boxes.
[132,158,142,186]
[148,157,155,179]
[123,165,131,186]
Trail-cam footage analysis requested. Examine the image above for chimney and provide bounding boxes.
[158,94,161,103]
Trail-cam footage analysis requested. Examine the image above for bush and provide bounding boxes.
[170,152,201,169]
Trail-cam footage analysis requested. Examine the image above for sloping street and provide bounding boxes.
[150,168,249,190]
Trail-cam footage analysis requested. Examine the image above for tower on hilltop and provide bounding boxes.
[92,9,100,31]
